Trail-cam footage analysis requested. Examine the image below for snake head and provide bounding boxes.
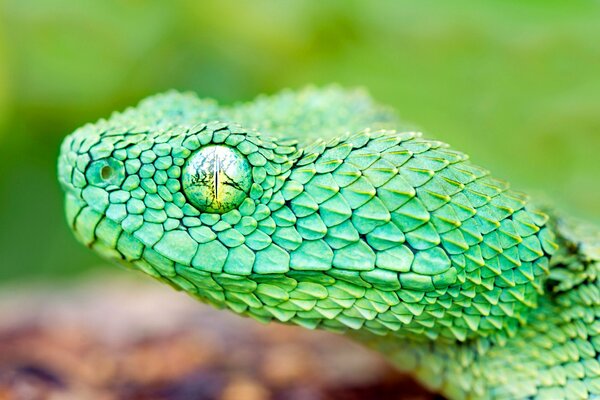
[59,89,557,342]
[57,94,302,301]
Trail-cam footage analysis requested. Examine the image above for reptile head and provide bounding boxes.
[57,93,302,295]
[58,88,557,342]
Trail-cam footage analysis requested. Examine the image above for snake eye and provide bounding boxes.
[182,145,252,213]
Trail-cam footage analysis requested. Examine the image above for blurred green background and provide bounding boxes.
[1,0,599,282]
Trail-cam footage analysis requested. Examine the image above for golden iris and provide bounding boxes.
[182,145,252,213]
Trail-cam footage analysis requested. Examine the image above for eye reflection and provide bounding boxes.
[182,145,252,213]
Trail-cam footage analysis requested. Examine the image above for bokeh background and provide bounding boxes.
[1,1,599,293]
[2,0,600,284]
[0,2,599,399]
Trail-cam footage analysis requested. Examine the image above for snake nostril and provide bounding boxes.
[86,158,125,188]
[100,165,113,180]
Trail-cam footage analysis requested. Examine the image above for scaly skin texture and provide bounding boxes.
[58,87,600,399]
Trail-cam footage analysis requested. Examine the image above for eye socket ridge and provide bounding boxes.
[182,145,252,214]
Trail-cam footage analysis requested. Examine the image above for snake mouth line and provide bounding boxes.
[66,193,186,282]
[66,193,143,266]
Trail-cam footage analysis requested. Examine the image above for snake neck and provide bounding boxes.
[351,215,600,399]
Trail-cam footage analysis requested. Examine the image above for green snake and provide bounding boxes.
[57,87,600,400]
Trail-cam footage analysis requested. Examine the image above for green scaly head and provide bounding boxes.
[58,87,557,346]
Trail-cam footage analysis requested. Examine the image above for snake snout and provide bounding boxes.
[58,129,127,253]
